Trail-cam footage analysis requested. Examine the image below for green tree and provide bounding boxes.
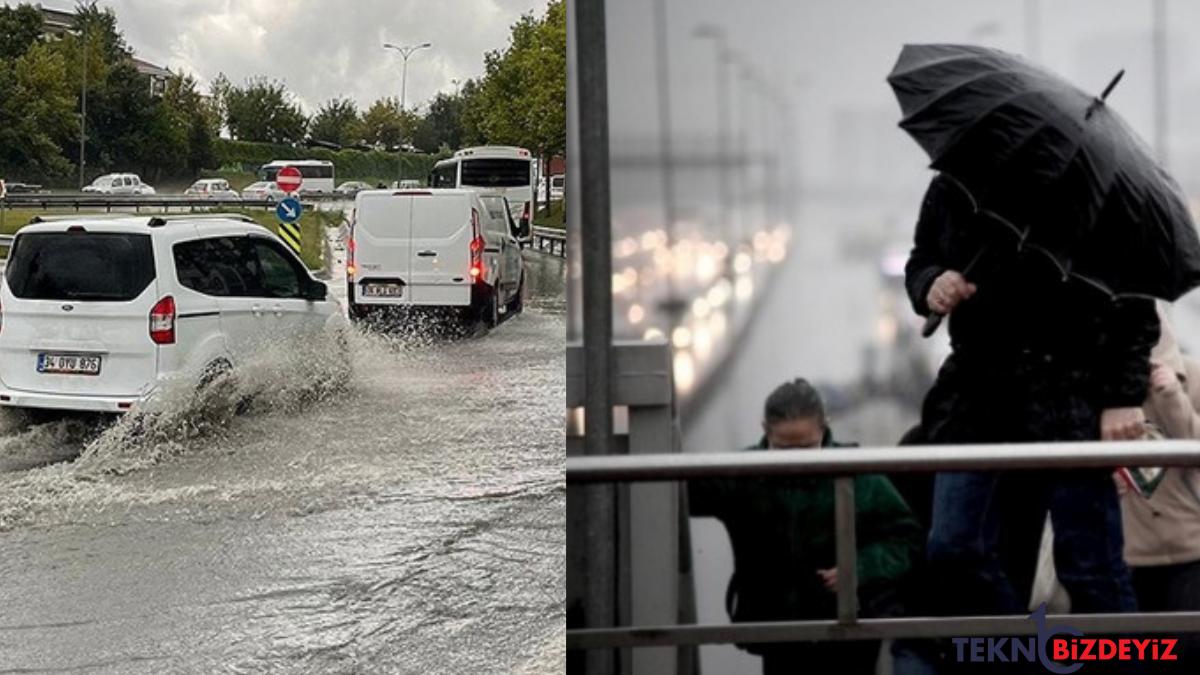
[414,92,464,153]
[0,4,42,60]
[0,41,77,180]
[472,1,565,210]
[309,97,362,146]
[360,97,405,149]
[163,74,217,174]
[224,77,307,144]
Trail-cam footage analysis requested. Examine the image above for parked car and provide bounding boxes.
[184,179,241,200]
[240,181,287,203]
[81,173,155,195]
[347,189,526,329]
[549,174,564,201]
[335,181,372,197]
[0,214,348,414]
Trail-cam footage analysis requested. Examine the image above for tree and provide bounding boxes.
[414,92,464,153]
[471,1,566,210]
[223,77,307,144]
[309,98,361,146]
[360,97,405,149]
[0,41,77,180]
[0,4,43,60]
[163,74,217,174]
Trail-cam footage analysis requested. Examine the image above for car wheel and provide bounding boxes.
[486,286,501,327]
[506,272,525,315]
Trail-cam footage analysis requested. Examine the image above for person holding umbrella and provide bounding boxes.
[888,43,1200,631]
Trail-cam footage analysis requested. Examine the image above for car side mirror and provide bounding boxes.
[516,217,531,239]
[304,279,328,301]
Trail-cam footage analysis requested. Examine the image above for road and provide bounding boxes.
[0,247,566,673]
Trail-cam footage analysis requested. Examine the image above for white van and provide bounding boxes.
[347,189,526,328]
[0,215,347,413]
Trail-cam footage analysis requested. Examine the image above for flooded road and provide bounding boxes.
[0,250,565,673]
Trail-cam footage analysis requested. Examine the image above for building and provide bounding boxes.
[37,4,172,97]
[36,4,76,36]
[131,56,172,97]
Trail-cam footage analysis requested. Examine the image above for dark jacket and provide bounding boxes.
[906,174,1159,443]
[688,429,922,649]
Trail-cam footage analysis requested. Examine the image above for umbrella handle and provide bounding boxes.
[921,312,944,338]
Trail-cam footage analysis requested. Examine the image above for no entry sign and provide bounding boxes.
[276,166,303,194]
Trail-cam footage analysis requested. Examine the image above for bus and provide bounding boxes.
[257,159,336,194]
[429,146,534,240]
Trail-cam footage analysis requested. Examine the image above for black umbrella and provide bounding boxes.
[887,43,1200,336]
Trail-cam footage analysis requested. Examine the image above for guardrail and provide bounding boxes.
[531,225,566,257]
[565,440,1200,651]
[0,195,293,211]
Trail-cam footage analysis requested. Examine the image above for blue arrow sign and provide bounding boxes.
[276,197,302,223]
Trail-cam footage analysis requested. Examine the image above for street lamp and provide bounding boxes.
[693,23,733,252]
[382,41,433,113]
[78,29,89,190]
[383,41,432,182]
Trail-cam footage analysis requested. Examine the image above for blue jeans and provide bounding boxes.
[926,469,1136,615]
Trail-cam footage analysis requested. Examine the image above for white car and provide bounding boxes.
[0,215,348,413]
[549,175,564,201]
[240,181,287,203]
[184,178,241,200]
[347,188,526,328]
[81,173,156,195]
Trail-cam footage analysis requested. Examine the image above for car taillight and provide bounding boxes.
[149,295,175,344]
[470,208,485,279]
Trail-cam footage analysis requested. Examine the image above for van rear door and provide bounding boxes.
[353,191,413,304]
[407,192,472,305]
[0,230,161,397]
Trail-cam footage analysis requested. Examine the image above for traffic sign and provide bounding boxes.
[276,166,303,193]
[276,197,302,223]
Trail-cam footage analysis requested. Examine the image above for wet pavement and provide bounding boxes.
[0,248,565,673]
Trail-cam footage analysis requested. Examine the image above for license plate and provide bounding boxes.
[37,353,102,375]
[362,284,403,298]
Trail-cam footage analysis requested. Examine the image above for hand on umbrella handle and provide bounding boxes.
[922,270,977,337]
[921,313,945,338]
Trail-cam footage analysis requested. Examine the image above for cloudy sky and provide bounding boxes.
[53,0,546,114]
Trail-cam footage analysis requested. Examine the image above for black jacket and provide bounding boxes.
[906,174,1159,441]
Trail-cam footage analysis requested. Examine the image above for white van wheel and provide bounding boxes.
[487,288,501,327]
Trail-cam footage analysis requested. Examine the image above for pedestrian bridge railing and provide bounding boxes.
[566,440,1200,651]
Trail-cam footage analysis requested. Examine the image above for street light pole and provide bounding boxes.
[383,41,432,182]
[1152,0,1168,166]
[383,41,432,113]
[79,32,88,190]
[694,24,733,252]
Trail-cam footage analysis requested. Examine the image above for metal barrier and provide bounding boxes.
[0,194,348,211]
[565,440,1200,651]
[531,225,566,257]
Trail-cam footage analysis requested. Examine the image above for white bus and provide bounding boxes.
[429,146,534,239]
[257,159,336,194]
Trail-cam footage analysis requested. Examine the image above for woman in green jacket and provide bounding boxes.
[689,378,923,675]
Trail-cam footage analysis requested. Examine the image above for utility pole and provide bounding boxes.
[694,24,733,253]
[79,32,88,190]
[1153,0,1168,166]
[1024,0,1041,60]
[652,0,684,328]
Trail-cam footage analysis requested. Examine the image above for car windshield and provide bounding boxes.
[6,232,156,301]
[89,176,112,186]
